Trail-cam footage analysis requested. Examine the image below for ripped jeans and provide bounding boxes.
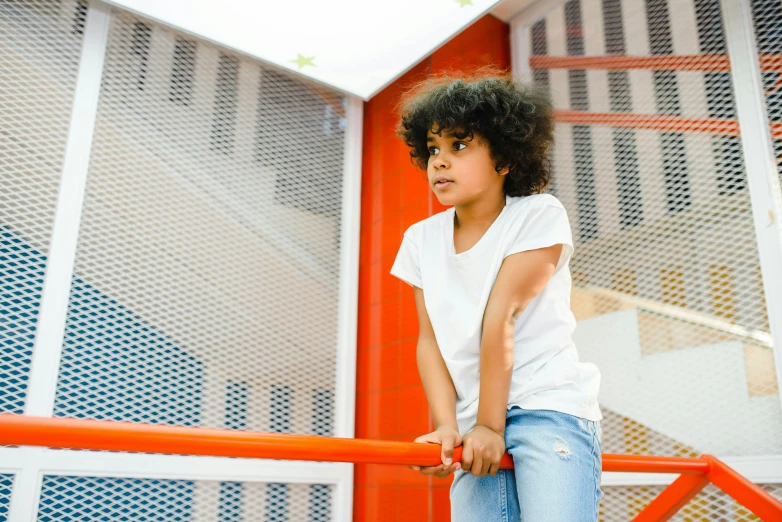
[450,407,603,522]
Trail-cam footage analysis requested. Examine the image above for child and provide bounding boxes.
[390,69,603,521]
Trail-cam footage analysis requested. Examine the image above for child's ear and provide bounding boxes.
[496,164,510,176]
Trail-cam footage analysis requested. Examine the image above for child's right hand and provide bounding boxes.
[409,425,463,479]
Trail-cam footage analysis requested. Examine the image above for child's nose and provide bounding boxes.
[432,155,448,170]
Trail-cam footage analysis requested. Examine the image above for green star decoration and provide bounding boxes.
[455,0,473,6]
[290,54,316,70]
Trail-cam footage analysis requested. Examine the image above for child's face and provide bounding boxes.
[426,127,508,207]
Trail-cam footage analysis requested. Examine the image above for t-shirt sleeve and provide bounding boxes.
[390,226,423,288]
[504,203,574,271]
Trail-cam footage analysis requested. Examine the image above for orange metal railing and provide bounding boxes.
[0,414,780,521]
[529,53,782,150]
[528,53,782,73]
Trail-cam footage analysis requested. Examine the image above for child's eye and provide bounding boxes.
[429,146,439,155]
[454,142,467,151]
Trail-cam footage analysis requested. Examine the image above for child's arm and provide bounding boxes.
[463,243,564,477]
[409,286,462,479]
[414,287,458,431]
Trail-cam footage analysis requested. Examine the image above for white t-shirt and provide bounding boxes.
[390,193,602,436]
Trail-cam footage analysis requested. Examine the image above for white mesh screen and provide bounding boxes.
[51,8,346,435]
[36,476,333,522]
[530,0,780,465]
[749,0,782,182]
[0,474,12,520]
[600,482,782,521]
[0,0,84,414]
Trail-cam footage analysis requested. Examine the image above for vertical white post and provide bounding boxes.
[6,447,47,522]
[332,95,363,522]
[23,0,111,419]
[510,17,531,84]
[509,0,571,85]
[720,0,782,415]
[7,466,43,522]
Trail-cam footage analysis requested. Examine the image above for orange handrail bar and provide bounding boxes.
[528,54,782,142]
[0,414,709,472]
[554,109,782,140]
[1,414,780,521]
[528,53,782,73]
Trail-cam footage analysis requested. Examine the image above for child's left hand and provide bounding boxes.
[461,425,506,477]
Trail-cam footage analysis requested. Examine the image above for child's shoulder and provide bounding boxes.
[507,192,564,212]
[401,207,451,237]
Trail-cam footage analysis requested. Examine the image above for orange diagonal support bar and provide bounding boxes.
[554,109,782,140]
[702,454,782,522]
[529,54,782,73]
[632,474,712,522]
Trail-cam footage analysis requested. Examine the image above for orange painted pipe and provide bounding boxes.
[0,415,710,474]
[529,53,782,73]
[554,110,782,140]
[0,414,513,468]
[702,454,782,522]
[632,474,711,522]
[555,110,739,136]
[600,454,709,474]
[3,415,781,520]
[531,54,732,72]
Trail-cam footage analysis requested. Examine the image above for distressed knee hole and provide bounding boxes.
[553,438,571,460]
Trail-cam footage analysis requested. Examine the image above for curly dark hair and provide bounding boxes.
[396,67,555,197]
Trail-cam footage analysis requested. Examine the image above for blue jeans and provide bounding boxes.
[450,407,603,521]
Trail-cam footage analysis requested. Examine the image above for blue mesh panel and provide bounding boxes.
[37,476,195,522]
[0,226,43,413]
[266,483,288,522]
[53,276,204,426]
[218,482,242,522]
[309,484,330,522]
[0,474,13,521]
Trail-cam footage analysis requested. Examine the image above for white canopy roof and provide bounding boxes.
[103,0,529,99]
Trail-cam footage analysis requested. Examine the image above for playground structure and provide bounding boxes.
[2,0,782,520]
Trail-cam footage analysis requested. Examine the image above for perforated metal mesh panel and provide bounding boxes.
[0,0,84,414]
[750,0,782,179]
[36,476,332,522]
[52,8,346,438]
[600,482,782,521]
[530,0,780,465]
[0,474,12,520]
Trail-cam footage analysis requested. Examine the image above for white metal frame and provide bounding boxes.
[720,0,782,421]
[23,0,112,420]
[8,1,113,520]
[508,0,782,488]
[332,95,364,522]
[0,448,348,484]
[4,1,363,520]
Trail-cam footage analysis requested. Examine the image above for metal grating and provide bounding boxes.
[0,474,12,521]
[52,8,346,435]
[750,0,782,180]
[0,0,84,414]
[530,0,780,471]
[36,476,333,522]
[600,482,782,521]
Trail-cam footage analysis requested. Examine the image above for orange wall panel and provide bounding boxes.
[354,14,510,522]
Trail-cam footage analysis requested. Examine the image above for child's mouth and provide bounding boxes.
[434,179,453,189]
